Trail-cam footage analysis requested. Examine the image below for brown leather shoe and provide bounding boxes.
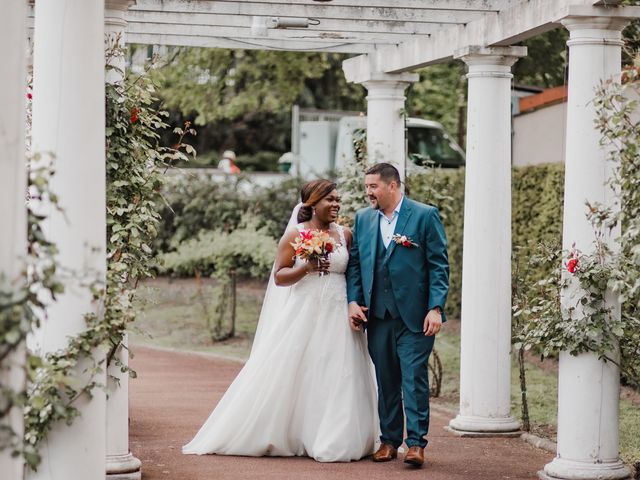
[372,443,398,462]
[404,446,425,466]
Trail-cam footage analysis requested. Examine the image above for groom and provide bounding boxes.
[347,162,449,467]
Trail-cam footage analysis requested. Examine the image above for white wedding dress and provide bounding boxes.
[182,223,378,462]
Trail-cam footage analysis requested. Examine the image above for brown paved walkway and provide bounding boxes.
[130,346,552,480]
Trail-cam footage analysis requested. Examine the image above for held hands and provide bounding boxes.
[348,302,368,332]
[423,308,442,336]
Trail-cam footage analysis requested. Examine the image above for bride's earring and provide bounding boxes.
[312,208,316,216]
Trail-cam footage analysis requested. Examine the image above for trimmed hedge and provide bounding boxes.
[407,168,466,319]
[408,163,565,319]
[156,164,567,320]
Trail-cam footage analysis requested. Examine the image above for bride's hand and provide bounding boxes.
[305,257,330,275]
[348,302,368,332]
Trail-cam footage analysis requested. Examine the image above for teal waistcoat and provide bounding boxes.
[370,228,400,319]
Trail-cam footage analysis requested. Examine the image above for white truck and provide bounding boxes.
[287,106,465,178]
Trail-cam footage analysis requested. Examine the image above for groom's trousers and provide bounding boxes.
[367,312,435,449]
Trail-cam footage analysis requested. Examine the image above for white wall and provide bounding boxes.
[512,102,567,167]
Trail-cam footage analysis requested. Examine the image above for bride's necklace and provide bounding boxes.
[308,220,332,232]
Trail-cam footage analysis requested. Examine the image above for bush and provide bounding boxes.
[250,177,304,238]
[155,175,251,251]
[159,214,277,279]
[235,151,281,172]
[155,174,303,252]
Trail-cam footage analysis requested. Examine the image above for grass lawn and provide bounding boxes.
[131,277,267,359]
[132,276,640,468]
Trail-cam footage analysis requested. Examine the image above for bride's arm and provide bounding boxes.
[343,226,353,250]
[273,228,322,286]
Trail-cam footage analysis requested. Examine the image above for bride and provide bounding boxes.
[182,179,378,462]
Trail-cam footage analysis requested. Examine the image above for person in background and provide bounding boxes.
[218,150,241,174]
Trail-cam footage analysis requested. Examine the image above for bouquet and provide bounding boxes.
[290,229,335,276]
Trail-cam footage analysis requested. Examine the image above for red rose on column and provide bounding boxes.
[567,258,578,274]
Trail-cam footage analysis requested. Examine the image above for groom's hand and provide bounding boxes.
[348,302,368,332]
[423,308,442,336]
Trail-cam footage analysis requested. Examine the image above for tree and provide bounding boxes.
[157,48,330,125]
[514,29,569,88]
[300,53,366,111]
[407,63,467,145]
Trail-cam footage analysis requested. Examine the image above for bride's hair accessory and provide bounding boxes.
[297,179,337,223]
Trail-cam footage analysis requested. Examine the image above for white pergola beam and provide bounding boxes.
[207,0,516,9]
[127,22,412,45]
[130,0,510,24]
[127,32,382,53]
[343,1,640,80]
[126,11,450,36]
[27,0,528,54]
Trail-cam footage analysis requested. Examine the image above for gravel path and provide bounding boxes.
[130,346,552,480]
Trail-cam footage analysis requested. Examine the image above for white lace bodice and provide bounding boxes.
[292,223,349,303]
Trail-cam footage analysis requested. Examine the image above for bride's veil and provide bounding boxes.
[249,202,303,355]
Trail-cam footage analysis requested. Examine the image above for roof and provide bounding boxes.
[518,85,568,114]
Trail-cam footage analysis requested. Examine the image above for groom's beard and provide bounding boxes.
[369,196,381,209]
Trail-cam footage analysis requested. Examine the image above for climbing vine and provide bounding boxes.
[0,42,194,470]
[102,42,195,378]
[0,68,65,466]
[512,56,640,390]
[0,149,64,467]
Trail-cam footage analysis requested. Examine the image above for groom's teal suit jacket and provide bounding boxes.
[347,197,450,333]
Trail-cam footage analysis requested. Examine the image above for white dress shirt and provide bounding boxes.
[378,196,404,248]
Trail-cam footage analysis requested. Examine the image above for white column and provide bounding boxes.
[29,1,107,479]
[449,46,526,434]
[362,73,418,181]
[104,2,142,479]
[542,15,631,480]
[0,1,28,478]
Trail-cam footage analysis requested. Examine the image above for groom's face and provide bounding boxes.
[365,174,395,210]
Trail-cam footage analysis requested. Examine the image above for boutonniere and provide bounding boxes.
[391,234,419,248]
